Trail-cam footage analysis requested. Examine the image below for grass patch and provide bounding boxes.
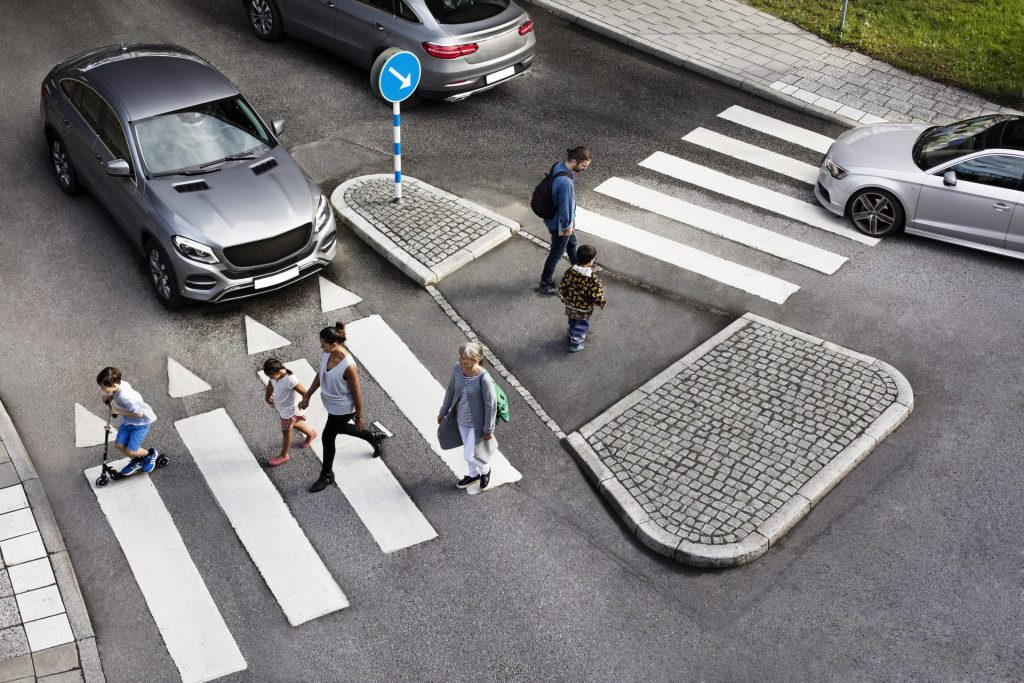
[745,0,1024,107]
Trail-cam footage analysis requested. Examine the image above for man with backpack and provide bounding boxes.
[532,146,593,295]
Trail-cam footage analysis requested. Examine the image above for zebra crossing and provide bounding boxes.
[80,284,516,682]
[577,106,880,304]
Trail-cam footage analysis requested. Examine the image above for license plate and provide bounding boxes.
[485,66,516,85]
[254,265,300,290]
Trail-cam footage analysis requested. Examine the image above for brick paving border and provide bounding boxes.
[331,174,519,286]
[564,313,913,568]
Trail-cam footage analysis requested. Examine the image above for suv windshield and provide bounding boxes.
[913,115,1023,170]
[423,0,509,24]
[134,96,273,176]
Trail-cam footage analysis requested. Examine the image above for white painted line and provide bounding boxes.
[84,461,246,683]
[717,105,834,154]
[24,613,73,652]
[74,403,114,448]
[345,315,522,494]
[167,357,212,398]
[593,178,847,274]
[8,557,54,593]
[244,315,291,355]
[0,509,37,542]
[16,585,65,622]
[259,362,437,554]
[576,208,797,304]
[1,532,46,566]
[319,276,363,312]
[682,128,819,184]
[640,152,879,245]
[175,408,348,625]
[0,485,28,515]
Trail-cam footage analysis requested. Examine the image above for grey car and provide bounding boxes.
[244,0,536,101]
[40,44,338,308]
[815,115,1024,259]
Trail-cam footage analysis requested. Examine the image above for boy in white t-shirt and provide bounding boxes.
[263,358,317,467]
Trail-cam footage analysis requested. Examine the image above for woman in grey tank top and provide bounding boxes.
[299,321,384,493]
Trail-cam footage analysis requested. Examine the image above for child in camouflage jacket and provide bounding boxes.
[557,244,607,353]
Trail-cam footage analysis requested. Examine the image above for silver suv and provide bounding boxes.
[40,44,338,307]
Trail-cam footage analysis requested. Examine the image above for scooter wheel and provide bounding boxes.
[95,475,108,487]
[156,456,169,468]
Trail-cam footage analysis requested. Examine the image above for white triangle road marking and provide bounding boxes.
[345,315,522,495]
[167,357,212,398]
[640,151,879,246]
[259,361,437,553]
[682,127,820,185]
[244,315,291,355]
[175,408,349,626]
[593,178,847,274]
[576,208,799,304]
[318,276,363,313]
[717,105,834,154]
[75,403,115,448]
[84,462,247,683]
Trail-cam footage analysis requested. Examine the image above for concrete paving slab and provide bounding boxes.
[32,641,78,677]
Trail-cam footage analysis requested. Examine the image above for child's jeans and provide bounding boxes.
[568,318,590,346]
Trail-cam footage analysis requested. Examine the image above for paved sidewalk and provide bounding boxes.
[530,0,1021,127]
[565,313,912,567]
[0,400,103,682]
[332,175,519,286]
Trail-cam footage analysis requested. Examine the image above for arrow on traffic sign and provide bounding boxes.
[387,66,413,90]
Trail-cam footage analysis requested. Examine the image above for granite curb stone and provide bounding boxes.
[331,174,519,287]
[564,313,913,567]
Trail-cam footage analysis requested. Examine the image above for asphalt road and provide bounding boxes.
[2,0,1022,680]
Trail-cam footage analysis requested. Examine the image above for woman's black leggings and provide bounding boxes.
[320,412,376,479]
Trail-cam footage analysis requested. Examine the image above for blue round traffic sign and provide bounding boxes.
[376,50,421,103]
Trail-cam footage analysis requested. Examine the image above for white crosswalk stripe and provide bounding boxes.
[175,408,349,626]
[682,127,819,184]
[259,360,438,553]
[576,207,799,304]
[84,463,247,683]
[640,151,879,245]
[593,178,847,274]
[717,105,834,154]
[345,315,522,494]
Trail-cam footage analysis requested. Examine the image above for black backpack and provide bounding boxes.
[530,164,571,219]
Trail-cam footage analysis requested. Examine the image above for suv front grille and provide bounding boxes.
[223,223,312,268]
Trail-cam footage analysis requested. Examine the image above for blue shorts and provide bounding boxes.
[115,423,151,452]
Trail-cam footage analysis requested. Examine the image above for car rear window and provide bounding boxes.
[423,0,509,24]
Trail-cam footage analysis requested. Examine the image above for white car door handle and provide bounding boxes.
[992,202,1011,211]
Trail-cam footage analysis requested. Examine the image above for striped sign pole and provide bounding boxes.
[393,100,402,204]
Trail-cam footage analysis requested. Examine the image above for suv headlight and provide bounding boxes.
[314,193,331,233]
[172,236,220,264]
[825,157,848,180]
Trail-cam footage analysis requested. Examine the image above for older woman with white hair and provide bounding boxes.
[437,342,498,490]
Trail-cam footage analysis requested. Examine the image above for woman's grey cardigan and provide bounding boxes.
[437,364,497,450]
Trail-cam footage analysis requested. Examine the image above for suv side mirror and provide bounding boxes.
[943,170,957,187]
[105,159,132,177]
[272,118,285,136]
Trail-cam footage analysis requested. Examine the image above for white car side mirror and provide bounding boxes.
[943,170,957,187]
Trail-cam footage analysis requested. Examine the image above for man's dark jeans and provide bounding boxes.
[540,230,578,287]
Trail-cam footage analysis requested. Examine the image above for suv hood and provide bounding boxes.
[147,150,315,249]
[830,123,930,173]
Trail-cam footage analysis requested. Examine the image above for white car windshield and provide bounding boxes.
[135,96,273,176]
[913,115,1021,170]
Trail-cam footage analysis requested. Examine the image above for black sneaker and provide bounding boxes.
[536,283,558,296]
[479,471,491,490]
[456,475,481,489]
[309,473,335,493]
[372,435,385,458]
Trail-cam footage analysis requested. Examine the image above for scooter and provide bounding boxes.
[94,401,168,487]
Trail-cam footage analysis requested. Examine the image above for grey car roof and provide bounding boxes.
[62,44,238,122]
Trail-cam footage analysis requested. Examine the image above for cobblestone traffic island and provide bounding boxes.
[566,313,913,568]
[331,175,519,287]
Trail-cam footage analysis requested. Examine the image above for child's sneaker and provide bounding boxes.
[268,454,290,467]
[119,458,144,477]
[300,430,317,449]
[568,343,584,353]
[141,449,159,473]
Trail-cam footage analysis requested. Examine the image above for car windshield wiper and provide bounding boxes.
[199,151,260,169]
[150,167,223,178]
